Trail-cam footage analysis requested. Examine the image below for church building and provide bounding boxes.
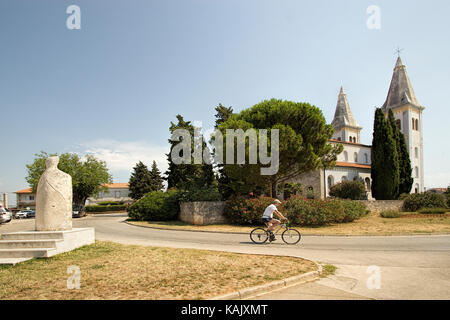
[280,57,424,200]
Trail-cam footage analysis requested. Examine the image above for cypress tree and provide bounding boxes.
[371,108,400,200]
[128,161,153,200]
[387,110,413,196]
[149,161,164,192]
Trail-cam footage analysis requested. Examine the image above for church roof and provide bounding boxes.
[381,57,422,112]
[331,87,362,130]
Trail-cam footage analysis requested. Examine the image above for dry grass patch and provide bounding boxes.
[129,211,450,236]
[0,241,315,300]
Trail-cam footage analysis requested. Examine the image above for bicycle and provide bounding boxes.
[250,219,301,245]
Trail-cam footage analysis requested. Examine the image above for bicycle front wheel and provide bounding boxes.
[282,228,301,245]
[250,228,269,244]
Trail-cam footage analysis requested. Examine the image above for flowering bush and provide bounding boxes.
[224,196,276,225]
[224,195,367,227]
[402,192,448,212]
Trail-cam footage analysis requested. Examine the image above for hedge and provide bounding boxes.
[402,193,448,212]
[224,196,367,227]
[85,205,127,212]
[127,190,179,221]
[329,181,366,200]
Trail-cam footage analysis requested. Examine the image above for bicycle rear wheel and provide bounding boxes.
[250,228,269,244]
[282,228,301,245]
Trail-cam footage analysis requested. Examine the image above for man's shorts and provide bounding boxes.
[261,217,273,224]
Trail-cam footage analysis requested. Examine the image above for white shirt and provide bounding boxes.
[262,204,277,219]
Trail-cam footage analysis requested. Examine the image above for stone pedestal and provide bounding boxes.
[0,228,95,265]
[179,201,227,225]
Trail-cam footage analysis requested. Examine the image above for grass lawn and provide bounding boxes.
[128,211,450,236]
[0,241,316,300]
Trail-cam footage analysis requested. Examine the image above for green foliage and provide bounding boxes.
[446,187,450,207]
[388,110,413,195]
[217,99,343,197]
[283,196,367,226]
[418,208,448,214]
[127,190,180,221]
[224,196,276,225]
[177,185,222,202]
[371,109,400,200]
[86,205,127,212]
[165,115,215,191]
[97,201,124,206]
[149,161,164,192]
[329,180,366,200]
[128,161,153,200]
[380,210,401,218]
[26,151,112,206]
[402,192,448,212]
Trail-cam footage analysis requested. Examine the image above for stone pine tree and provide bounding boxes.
[387,109,413,195]
[371,108,400,200]
[128,161,153,200]
[149,161,164,192]
[165,114,215,190]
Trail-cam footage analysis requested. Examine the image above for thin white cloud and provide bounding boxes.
[78,139,169,180]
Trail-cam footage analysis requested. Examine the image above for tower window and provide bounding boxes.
[364,153,368,164]
[415,167,419,178]
[344,151,348,162]
[415,147,419,158]
[396,119,401,130]
[415,119,419,131]
[412,118,415,130]
[354,152,358,163]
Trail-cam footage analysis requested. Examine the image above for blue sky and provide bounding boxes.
[1,0,449,206]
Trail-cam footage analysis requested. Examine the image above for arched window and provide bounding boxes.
[415,119,419,131]
[327,176,334,189]
[337,137,342,141]
[415,167,419,178]
[365,178,371,191]
[415,147,419,158]
[364,153,368,164]
[353,137,357,143]
[348,136,352,143]
[412,118,415,130]
[344,151,348,162]
[415,184,419,193]
[307,186,315,199]
[354,152,358,163]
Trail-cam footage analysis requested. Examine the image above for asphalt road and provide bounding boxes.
[2,214,449,300]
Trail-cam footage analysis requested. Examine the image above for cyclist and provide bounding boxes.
[261,199,287,242]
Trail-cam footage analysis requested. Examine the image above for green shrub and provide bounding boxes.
[127,190,179,221]
[283,196,366,226]
[224,196,276,225]
[402,193,448,212]
[380,210,401,218]
[418,208,448,214]
[329,181,366,200]
[178,186,222,202]
[97,201,124,206]
[85,204,127,212]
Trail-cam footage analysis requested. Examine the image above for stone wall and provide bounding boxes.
[358,200,404,213]
[179,201,227,225]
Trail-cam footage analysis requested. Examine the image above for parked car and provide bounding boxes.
[72,205,86,218]
[0,208,12,224]
[27,210,36,218]
[15,210,32,219]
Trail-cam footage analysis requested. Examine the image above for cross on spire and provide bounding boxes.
[395,47,404,57]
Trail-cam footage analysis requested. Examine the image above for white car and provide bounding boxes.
[15,210,31,219]
[0,208,12,224]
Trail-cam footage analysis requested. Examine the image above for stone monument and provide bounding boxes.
[0,156,95,265]
[35,156,73,231]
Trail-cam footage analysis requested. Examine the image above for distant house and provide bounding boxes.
[15,183,132,208]
[15,188,35,209]
[87,183,132,205]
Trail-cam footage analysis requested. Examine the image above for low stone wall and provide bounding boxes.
[358,200,404,213]
[179,201,227,225]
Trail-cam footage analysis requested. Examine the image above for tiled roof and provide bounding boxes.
[15,183,129,194]
[335,162,371,169]
[329,139,371,148]
[15,188,33,194]
[102,183,129,189]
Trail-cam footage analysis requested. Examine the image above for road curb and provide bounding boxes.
[209,264,322,300]
[124,221,450,237]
